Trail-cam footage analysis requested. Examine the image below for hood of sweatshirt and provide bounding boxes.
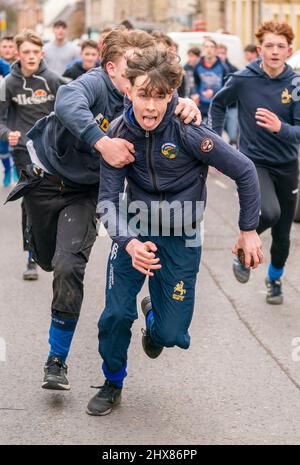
[10,59,48,78]
[234,58,297,81]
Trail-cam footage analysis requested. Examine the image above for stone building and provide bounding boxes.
[226,0,300,47]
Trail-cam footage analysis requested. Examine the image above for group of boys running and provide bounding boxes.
[1,20,299,416]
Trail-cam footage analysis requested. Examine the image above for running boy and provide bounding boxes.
[209,21,300,304]
[0,29,64,279]
[87,48,263,416]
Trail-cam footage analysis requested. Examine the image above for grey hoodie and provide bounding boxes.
[0,59,64,150]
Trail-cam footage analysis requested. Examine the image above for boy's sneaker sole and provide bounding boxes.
[23,273,38,281]
[266,296,284,305]
[86,408,112,416]
[42,380,71,391]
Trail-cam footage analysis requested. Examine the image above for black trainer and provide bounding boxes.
[42,355,70,390]
[141,296,163,359]
[23,259,38,281]
[86,380,122,416]
[265,277,283,305]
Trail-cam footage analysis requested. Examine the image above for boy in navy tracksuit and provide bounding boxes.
[209,21,300,304]
[87,48,263,416]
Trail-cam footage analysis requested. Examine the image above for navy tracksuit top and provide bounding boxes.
[209,59,300,165]
[98,96,261,248]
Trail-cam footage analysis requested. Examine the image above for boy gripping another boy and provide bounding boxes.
[7,28,201,392]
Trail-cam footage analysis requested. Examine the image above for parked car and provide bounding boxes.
[168,31,245,69]
[286,49,300,73]
[286,51,300,222]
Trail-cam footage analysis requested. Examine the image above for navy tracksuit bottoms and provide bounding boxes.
[98,234,202,377]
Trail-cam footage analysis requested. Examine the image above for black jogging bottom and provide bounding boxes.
[256,159,299,269]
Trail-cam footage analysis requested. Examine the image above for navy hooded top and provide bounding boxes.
[209,59,300,165]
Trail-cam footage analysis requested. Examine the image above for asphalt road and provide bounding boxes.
[0,168,300,445]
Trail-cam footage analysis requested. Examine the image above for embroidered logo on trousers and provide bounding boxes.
[172,281,187,301]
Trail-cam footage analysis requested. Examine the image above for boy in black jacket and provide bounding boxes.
[0,29,64,280]
[86,48,264,416]
[63,40,100,81]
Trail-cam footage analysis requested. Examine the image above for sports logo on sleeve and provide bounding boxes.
[95,112,110,132]
[161,143,179,159]
[200,138,214,153]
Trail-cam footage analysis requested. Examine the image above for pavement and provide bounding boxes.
[0,168,300,445]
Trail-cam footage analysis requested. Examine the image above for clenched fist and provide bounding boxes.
[94,136,135,168]
[8,131,21,147]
